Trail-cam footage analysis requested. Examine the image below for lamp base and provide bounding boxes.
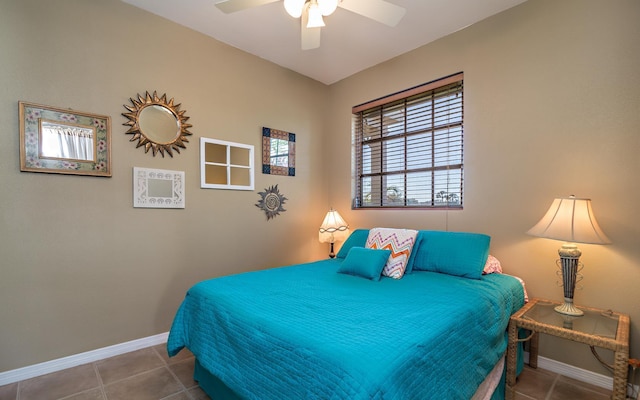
[555,298,584,316]
[555,244,584,317]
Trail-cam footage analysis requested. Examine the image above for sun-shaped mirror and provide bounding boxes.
[122,91,192,157]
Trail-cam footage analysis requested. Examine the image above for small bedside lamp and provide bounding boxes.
[527,196,610,316]
[319,208,349,258]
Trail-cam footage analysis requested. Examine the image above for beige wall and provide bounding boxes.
[1,0,638,380]
[328,0,640,375]
[0,0,329,372]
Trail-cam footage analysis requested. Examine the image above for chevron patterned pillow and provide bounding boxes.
[365,228,418,279]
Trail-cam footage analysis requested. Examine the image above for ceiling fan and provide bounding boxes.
[214,0,406,50]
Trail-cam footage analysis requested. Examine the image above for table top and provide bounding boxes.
[511,298,630,350]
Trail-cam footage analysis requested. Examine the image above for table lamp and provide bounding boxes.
[526,195,610,316]
[319,208,349,258]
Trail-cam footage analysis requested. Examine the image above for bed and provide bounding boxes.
[167,229,526,400]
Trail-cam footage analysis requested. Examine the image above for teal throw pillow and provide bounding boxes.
[337,247,392,281]
[411,231,490,279]
[336,229,370,259]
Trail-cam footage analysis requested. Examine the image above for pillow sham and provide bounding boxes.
[404,231,424,274]
[365,228,418,279]
[336,229,370,259]
[412,231,490,279]
[483,255,502,274]
[337,247,391,281]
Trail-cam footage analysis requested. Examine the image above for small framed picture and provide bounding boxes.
[133,167,185,209]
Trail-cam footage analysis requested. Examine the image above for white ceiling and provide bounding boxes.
[121,0,527,85]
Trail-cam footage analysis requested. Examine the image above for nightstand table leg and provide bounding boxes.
[611,349,629,400]
[506,320,518,400]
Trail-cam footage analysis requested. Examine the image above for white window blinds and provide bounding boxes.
[352,72,463,209]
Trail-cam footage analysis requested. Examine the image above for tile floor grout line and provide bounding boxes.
[93,361,108,400]
[161,365,191,400]
[152,345,168,365]
[545,373,561,400]
[151,346,169,366]
[101,364,171,388]
[56,385,103,400]
[152,345,198,400]
[517,392,538,400]
[157,388,192,400]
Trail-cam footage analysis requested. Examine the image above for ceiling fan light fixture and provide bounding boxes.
[306,3,325,28]
[317,0,339,16]
[284,0,306,18]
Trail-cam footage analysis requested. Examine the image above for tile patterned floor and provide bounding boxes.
[0,345,209,400]
[0,345,613,400]
[515,366,612,400]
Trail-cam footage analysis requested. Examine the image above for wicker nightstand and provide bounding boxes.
[506,298,630,400]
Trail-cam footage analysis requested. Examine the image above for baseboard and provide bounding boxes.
[524,351,638,396]
[0,332,168,386]
[524,352,612,389]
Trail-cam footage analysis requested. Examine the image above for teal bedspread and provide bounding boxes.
[167,259,524,399]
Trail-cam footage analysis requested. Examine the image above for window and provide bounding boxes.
[352,72,463,209]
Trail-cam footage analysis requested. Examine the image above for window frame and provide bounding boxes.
[200,137,255,191]
[352,72,464,210]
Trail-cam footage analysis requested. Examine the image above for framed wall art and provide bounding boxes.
[262,127,295,176]
[133,167,185,209]
[200,137,254,190]
[122,91,193,157]
[19,101,112,177]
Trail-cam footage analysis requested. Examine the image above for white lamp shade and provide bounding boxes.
[284,0,306,18]
[319,209,349,243]
[527,196,610,244]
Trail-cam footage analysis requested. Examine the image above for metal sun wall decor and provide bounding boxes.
[255,184,288,220]
[122,91,192,157]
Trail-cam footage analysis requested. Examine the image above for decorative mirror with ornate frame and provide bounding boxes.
[122,91,192,157]
[262,127,295,176]
[19,101,112,177]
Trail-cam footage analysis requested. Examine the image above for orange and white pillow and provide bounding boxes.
[365,228,418,279]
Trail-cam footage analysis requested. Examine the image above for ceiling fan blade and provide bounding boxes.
[301,12,321,50]
[214,0,279,14]
[338,0,406,27]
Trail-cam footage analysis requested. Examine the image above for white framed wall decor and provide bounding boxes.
[133,167,185,208]
[200,137,254,190]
